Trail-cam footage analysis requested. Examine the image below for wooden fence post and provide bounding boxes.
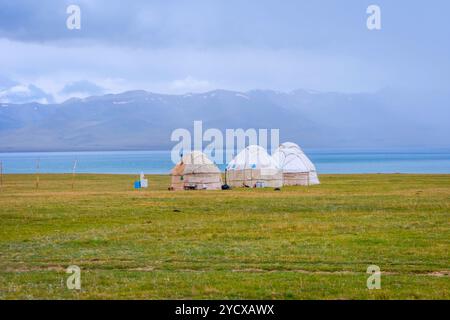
[36,159,40,189]
[71,159,78,190]
[0,160,3,191]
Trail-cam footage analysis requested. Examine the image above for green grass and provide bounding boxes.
[0,174,449,299]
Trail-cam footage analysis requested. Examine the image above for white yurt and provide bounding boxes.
[226,145,282,188]
[272,142,320,186]
[171,151,222,190]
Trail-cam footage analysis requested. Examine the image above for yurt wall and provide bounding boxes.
[170,152,222,190]
[226,145,282,188]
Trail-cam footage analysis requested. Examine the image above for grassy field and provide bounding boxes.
[0,173,449,299]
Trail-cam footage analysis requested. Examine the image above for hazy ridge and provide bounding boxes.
[0,89,448,152]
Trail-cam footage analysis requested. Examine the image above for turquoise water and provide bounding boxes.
[0,150,450,174]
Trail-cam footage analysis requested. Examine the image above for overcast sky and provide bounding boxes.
[1,0,449,102]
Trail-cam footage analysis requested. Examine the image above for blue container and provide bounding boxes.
[134,181,141,189]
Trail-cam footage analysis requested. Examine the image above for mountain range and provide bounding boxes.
[0,89,449,152]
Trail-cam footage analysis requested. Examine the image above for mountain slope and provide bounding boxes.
[0,89,448,151]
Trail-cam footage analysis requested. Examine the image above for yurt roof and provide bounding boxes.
[273,142,317,173]
[180,151,215,165]
[172,151,220,175]
[280,141,302,149]
[227,145,279,170]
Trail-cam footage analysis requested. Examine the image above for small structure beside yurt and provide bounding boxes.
[170,151,222,190]
[226,145,282,188]
[272,142,320,186]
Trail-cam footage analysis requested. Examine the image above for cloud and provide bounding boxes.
[170,76,213,93]
[1,1,449,96]
[60,80,104,96]
[0,75,18,90]
[0,81,54,104]
[0,38,394,97]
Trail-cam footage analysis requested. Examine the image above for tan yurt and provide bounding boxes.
[226,145,282,188]
[170,151,222,190]
[272,142,320,186]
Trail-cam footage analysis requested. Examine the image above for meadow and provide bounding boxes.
[0,174,449,299]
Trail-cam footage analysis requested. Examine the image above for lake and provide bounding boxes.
[1,149,450,174]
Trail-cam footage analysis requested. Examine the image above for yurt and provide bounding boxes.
[226,145,282,188]
[171,151,222,190]
[272,142,320,186]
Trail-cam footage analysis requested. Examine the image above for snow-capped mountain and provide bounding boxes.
[0,89,448,151]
